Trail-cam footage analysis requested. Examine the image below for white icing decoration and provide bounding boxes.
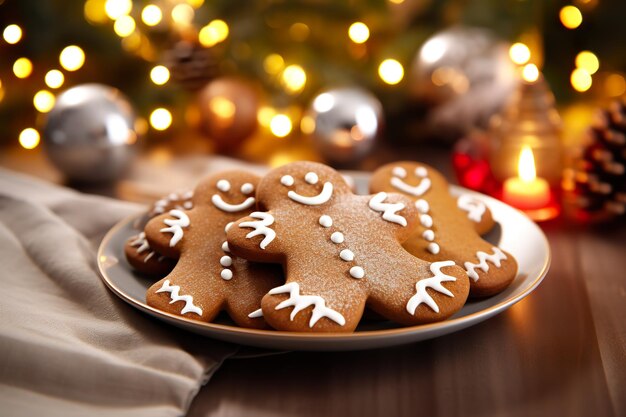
[221,269,233,280]
[269,282,346,327]
[392,166,407,178]
[340,249,354,261]
[152,191,193,215]
[156,280,203,316]
[458,195,486,223]
[288,182,334,205]
[183,190,194,199]
[422,230,435,241]
[391,171,431,197]
[239,212,276,249]
[221,241,230,252]
[160,210,190,247]
[415,199,429,213]
[319,215,333,227]
[427,242,440,255]
[143,251,155,262]
[220,256,232,267]
[183,201,193,209]
[225,222,234,232]
[368,192,407,226]
[406,261,456,314]
[331,232,344,244]
[241,183,254,195]
[211,194,256,213]
[305,172,319,184]
[415,167,428,177]
[130,232,150,254]
[420,214,433,228]
[217,179,231,192]
[281,175,294,186]
[464,247,507,282]
[349,266,365,279]
[248,308,263,318]
[168,193,178,200]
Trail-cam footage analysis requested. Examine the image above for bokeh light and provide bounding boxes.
[59,46,85,71]
[604,73,626,97]
[105,0,132,20]
[264,54,284,75]
[199,19,229,47]
[114,15,136,37]
[281,65,307,93]
[3,24,22,44]
[171,4,194,25]
[33,90,55,113]
[571,68,592,92]
[45,70,65,89]
[270,114,292,137]
[150,65,170,85]
[19,128,40,150]
[141,5,162,26]
[348,22,370,44]
[560,6,583,29]
[575,51,599,74]
[522,63,540,83]
[378,59,404,85]
[509,43,531,65]
[84,0,108,24]
[150,108,172,130]
[13,57,33,78]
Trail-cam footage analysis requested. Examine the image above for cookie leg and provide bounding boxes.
[368,256,470,326]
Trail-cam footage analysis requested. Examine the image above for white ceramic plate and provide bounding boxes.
[97,179,550,351]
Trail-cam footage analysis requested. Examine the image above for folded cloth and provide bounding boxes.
[0,168,238,417]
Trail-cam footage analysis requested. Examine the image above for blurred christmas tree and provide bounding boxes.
[1,0,625,164]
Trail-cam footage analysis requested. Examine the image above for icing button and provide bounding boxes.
[340,249,354,262]
[349,266,365,279]
[221,241,230,252]
[221,269,233,280]
[331,232,344,244]
[319,215,333,228]
[220,256,233,267]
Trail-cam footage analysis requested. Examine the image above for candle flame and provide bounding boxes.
[518,146,537,182]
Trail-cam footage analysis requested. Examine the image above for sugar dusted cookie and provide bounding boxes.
[226,161,469,333]
[124,232,175,276]
[144,171,282,329]
[370,162,517,297]
[457,194,495,235]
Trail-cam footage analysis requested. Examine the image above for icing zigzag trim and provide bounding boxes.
[269,282,346,327]
[464,247,507,282]
[239,212,276,249]
[156,280,203,316]
[160,209,190,247]
[407,261,457,314]
[368,192,407,226]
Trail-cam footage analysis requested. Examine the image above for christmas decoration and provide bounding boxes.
[452,130,499,195]
[562,100,626,222]
[42,84,139,182]
[165,41,220,92]
[305,87,382,165]
[489,74,562,185]
[410,26,518,140]
[197,77,260,151]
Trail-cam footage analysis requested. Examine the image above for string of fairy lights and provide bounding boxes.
[2,0,625,152]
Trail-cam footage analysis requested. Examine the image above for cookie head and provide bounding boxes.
[192,170,258,213]
[256,161,352,209]
[371,162,447,198]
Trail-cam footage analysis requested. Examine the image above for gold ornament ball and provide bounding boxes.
[197,77,260,151]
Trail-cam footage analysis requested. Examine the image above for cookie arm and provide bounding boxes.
[144,209,190,259]
[366,192,420,242]
[226,211,284,263]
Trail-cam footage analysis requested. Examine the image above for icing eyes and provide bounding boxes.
[281,175,295,186]
[415,167,428,177]
[305,172,319,184]
[241,183,254,195]
[217,179,231,192]
[392,166,407,178]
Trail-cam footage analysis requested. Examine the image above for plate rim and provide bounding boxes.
[97,185,551,343]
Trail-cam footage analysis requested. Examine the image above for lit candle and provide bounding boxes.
[503,146,550,210]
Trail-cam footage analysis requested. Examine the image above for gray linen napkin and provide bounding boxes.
[0,168,238,417]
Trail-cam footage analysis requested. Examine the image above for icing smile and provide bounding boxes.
[390,166,431,197]
[211,194,256,212]
[281,172,334,206]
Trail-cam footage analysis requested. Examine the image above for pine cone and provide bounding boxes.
[164,41,220,91]
[563,99,626,221]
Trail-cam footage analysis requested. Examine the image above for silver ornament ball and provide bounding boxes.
[42,84,139,182]
[410,26,518,137]
[306,87,382,164]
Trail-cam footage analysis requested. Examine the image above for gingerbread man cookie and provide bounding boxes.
[124,232,175,276]
[144,171,282,328]
[226,161,469,333]
[149,190,194,217]
[370,162,517,297]
[457,194,496,235]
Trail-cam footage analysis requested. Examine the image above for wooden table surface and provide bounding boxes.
[4,146,625,417]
